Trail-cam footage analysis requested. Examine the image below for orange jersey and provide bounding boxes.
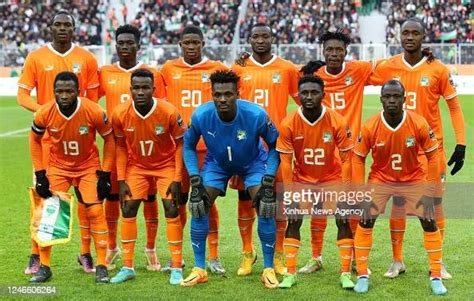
[32,97,112,171]
[160,58,228,124]
[111,98,186,170]
[369,54,457,144]
[18,43,99,104]
[354,110,439,183]
[99,62,166,114]
[315,61,374,137]
[277,106,353,183]
[232,55,300,127]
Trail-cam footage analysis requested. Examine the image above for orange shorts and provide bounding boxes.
[229,166,283,191]
[110,166,157,197]
[182,150,207,193]
[419,147,446,198]
[125,165,175,200]
[48,166,99,204]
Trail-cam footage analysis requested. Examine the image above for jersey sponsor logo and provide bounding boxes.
[406,136,416,147]
[271,72,281,84]
[243,74,252,81]
[79,125,89,135]
[201,73,210,82]
[72,63,81,74]
[207,130,216,138]
[108,79,117,85]
[44,65,54,71]
[155,125,165,135]
[323,132,332,143]
[345,76,353,86]
[237,129,247,141]
[420,76,430,87]
[172,73,181,80]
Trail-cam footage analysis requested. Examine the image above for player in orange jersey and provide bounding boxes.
[299,30,376,274]
[160,25,227,274]
[369,18,465,279]
[276,75,356,289]
[231,23,300,276]
[18,10,100,275]
[29,72,114,284]
[352,80,446,295]
[99,24,166,271]
[110,69,186,285]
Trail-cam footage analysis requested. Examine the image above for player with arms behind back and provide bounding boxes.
[369,18,465,279]
[160,24,228,274]
[29,72,114,284]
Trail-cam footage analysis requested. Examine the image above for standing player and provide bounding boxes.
[110,69,186,285]
[29,72,113,283]
[98,24,166,271]
[18,10,100,275]
[299,30,375,274]
[160,24,228,274]
[181,70,280,288]
[231,23,299,276]
[276,75,355,289]
[352,80,446,295]
[369,18,465,279]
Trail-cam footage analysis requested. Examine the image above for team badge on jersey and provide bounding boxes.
[420,76,430,87]
[155,125,165,135]
[79,125,89,135]
[345,76,353,86]
[201,73,210,82]
[323,132,332,143]
[406,136,416,147]
[72,63,81,74]
[237,129,247,141]
[272,73,281,84]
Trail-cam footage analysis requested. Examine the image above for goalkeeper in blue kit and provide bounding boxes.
[181,70,281,288]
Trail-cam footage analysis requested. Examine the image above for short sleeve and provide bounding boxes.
[18,54,36,90]
[258,111,279,146]
[170,109,186,140]
[354,123,372,157]
[334,118,354,152]
[366,59,387,86]
[111,109,124,138]
[153,70,167,98]
[93,105,113,137]
[31,107,47,135]
[419,120,439,154]
[288,63,300,100]
[276,121,294,154]
[438,65,457,100]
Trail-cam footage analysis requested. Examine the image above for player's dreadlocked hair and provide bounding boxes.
[210,70,240,86]
[50,10,76,26]
[116,24,141,44]
[131,68,154,84]
[402,17,436,63]
[54,71,79,89]
[181,24,204,40]
[298,75,325,90]
[319,29,351,47]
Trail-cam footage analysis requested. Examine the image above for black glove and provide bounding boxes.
[35,170,52,199]
[189,176,212,218]
[96,170,112,200]
[447,144,465,175]
[253,175,276,218]
[300,60,326,75]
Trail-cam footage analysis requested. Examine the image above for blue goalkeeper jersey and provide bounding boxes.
[184,99,280,176]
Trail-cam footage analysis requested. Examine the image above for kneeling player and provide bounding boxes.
[110,69,186,285]
[29,72,114,283]
[352,80,446,295]
[181,70,280,288]
[276,75,355,289]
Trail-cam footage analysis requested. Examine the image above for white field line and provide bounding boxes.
[0,128,29,138]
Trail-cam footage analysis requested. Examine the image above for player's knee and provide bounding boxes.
[285,225,301,240]
[433,197,443,206]
[393,196,406,206]
[122,201,140,218]
[146,194,156,202]
[336,217,350,230]
[163,200,179,218]
[358,219,375,229]
[419,218,438,232]
[84,203,102,218]
[238,189,251,200]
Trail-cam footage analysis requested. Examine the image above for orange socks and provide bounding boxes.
[283,238,300,274]
[166,216,183,268]
[208,203,219,259]
[390,205,406,262]
[354,225,373,276]
[337,238,354,273]
[121,217,137,268]
[105,199,120,250]
[143,201,158,250]
[39,246,52,267]
[238,200,256,252]
[349,218,359,236]
[310,216,327,258]
[434,203,445,242]
[424,230,443,279]
[86,204,108,266]
[77,201,91,255]
[275,220,287,254]
[178,205,187,228]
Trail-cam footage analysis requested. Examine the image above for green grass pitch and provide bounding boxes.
[0,95,472,300]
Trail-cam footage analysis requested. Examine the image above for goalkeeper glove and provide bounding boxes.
[189,176,212,218]
[253,175,276,218]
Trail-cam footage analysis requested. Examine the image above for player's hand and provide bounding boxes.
[96,170,112,201]
[166,181,182,207]
[189,176,212,218]
[35,170,52,199]
[447,144,465,175]
[118,180,132,209]
[253,175,276,218]
[234,51,251,67]
[300,60,326,75]
[360,199,378,225]
[416,195,435,221]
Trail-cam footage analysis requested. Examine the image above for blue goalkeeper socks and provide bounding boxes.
[258,215,276,269]
[190,214,209,269]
